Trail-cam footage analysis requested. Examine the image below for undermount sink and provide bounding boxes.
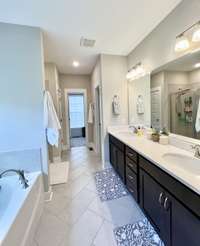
[162,153,200,176]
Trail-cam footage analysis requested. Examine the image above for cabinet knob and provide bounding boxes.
[159,192,165,205]
[164,197,170,211]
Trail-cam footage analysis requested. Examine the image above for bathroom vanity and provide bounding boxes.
[108,128,200,246]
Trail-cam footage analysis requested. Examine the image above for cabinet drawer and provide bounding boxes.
[126,178,138,201]
[109,134,124,151]
[126,157,137,173]
[126,146,137,162]
[126,166,137,187]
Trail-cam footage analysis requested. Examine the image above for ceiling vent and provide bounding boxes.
[80,37,96,48]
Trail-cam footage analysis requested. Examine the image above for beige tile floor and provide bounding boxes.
[33,146,144,246]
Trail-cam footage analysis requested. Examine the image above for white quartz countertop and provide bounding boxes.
[108,126,200,196]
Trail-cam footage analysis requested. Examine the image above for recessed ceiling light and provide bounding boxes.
[195,63,200,68]
[73,61,79,67]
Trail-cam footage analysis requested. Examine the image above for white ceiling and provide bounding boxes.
[0,0,182,75]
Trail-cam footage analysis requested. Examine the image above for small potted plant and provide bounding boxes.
[151,128,160,142]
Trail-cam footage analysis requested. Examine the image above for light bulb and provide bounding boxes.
[126,69,137,80]
[175,35,190,52]
[195,63,200,68]
[192,25,200,42]
[136,65,145,75]
[73,61,79,67]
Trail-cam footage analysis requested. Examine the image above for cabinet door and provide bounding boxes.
[116,149,125,182]
[170,194,200,246]
[110,143,117,171]
[140,169,171,245]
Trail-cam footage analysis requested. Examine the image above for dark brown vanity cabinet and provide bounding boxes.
[140,169,171,245]
[139,157,200,246]
[126,146,138,202]
[109,134,200,246]
[109,135,125,182]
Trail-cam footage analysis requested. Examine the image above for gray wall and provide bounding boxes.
[101,54,128,162]
[45,63,62,161]
[0,23,45,152]
[0,23,48,189]
[127,0,200,72]
[59,74,93,146]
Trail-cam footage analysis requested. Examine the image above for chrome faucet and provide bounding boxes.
[0,169,29,189]
[191,144,200,159]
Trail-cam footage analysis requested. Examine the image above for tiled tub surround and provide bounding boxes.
[0,149,42,173]
[0,172,44,246]
[108,126,200,195]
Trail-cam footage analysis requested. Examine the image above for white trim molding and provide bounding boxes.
[64,88,88,149]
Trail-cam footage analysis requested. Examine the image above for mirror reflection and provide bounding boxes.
[128,51,200,140]
[151,51,200,139]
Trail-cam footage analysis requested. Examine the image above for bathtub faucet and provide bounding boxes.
[0,169,29,189]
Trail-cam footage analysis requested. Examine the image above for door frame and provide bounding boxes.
[95,85,102,155]
[151,86,162,129]
[64,88,88,149]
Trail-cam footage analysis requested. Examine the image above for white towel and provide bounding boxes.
[44,91,61,147]
[112,96,120,115]
[195,99,200,133]
[88,103,93,124]
[137,95,144,114]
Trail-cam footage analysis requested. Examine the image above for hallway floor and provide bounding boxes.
[70,137,86,147]
[32,147,145,246]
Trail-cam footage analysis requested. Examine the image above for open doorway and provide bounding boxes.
[65,89,88,149]
[68,93,85,147]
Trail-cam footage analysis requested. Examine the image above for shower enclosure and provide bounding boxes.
[170,88,200,139]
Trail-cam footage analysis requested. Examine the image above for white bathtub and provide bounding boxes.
[0,172,44,246]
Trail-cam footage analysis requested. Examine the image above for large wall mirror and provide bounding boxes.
[128,50,200,140]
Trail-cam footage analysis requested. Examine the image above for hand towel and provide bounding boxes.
[88,103,93,124]
[137,95,144,114]
[195,98,200,133]
[112,95,120,115]
[44,91,61,147]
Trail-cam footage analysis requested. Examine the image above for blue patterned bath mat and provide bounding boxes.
[94,168,128,202]
[114,218,164,246]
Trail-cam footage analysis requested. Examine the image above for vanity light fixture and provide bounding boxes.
[175,34,190,52]
[175,20,200,52]
[126,62,146,81]
[192,21,200,42]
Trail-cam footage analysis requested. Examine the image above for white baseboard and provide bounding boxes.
[44,186,53,202]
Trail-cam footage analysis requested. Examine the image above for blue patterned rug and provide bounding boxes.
[114,219,164,246]
[94,168,128,202]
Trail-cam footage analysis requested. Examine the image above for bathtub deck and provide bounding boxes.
[32,146,144,246]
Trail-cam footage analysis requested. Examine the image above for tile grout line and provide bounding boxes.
[90,218,106,246]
